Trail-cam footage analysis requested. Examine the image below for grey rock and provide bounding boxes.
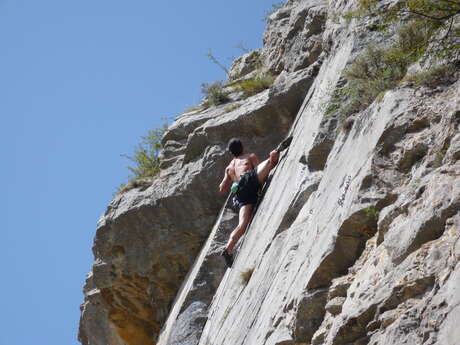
[262,0,327,74]
[328,276,352,300]
[156,201,238,345]
[167,302,207,345]
[228,50,261,80]
[79,1,460,345]
[306,113,338,171]
[294,289,328,343]
[325,297,346,315]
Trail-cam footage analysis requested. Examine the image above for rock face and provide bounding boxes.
[79,0,460,345]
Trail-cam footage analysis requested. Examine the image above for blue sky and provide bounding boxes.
[0,1,276,344]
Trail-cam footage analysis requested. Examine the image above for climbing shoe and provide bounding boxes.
[276,136,293,152]
[221,248,234,268]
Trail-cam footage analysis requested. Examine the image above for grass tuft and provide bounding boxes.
[224,103,243,113]
[364,206,380,220]
[117,178,153,194]
[183,105,204,114]
[240,268,254,285]
[118,124,167,194]
[201,81,230,107]
[324,20,437,120]
[405,64,458,88]
[232,72,276,98]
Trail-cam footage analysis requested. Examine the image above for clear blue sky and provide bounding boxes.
[0,1,276,344]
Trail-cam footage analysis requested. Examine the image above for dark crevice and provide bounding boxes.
[331,304,377,345]
[308,207,379,290]
[375,193,398,210]
[307,139,335,171]
[397,143,428,173]
[307,114,338,171]
[293,289,329,344]
[415,185,426,199]
[276,177,321,234]
[379,276,436,314]
[359,174,374,191]
[377,124,407,156]
[405,117,431,134]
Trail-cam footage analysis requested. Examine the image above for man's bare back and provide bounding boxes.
[226,153,260,182]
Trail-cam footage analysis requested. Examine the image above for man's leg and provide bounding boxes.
[226,204,253,254]
[256,150,279,184]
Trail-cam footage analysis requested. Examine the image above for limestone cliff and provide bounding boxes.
[79,0,460,344]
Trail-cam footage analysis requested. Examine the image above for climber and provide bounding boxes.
[218,136,293,268]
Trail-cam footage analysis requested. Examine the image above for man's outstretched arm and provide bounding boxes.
[219,167,231,194]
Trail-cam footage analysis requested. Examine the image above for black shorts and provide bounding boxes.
[233,169,260,208]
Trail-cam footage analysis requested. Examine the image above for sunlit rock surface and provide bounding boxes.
[79,0,460,344]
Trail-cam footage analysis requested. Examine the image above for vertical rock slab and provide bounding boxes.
[79,0,460,344]
[156,200,238,345]
[198,26,358,345]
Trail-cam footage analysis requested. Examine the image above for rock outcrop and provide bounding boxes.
[79,0,460,345]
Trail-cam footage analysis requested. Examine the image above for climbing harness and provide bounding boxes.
[230,181,239,194]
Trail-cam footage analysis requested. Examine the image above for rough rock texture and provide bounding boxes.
[79,0,460,344]
[262,0,327,74]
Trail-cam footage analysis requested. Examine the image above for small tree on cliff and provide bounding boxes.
[121,123,168,184]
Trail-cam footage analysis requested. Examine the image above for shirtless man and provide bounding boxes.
[218,137,292,267]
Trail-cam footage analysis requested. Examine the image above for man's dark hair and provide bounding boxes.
[227,138,243,156]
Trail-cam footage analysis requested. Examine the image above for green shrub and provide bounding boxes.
[398,0,460,25]
[344,0,460,58]
[341,44,404,116]
[433,151,445,167]
[345,0,460,22]
[233,72,275,98]
[364,206,380,220]
[201,81,230,107]
[120,124,167,192]
[405,63,457,87]
[324,102,341,116]
[328,20,436,118]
